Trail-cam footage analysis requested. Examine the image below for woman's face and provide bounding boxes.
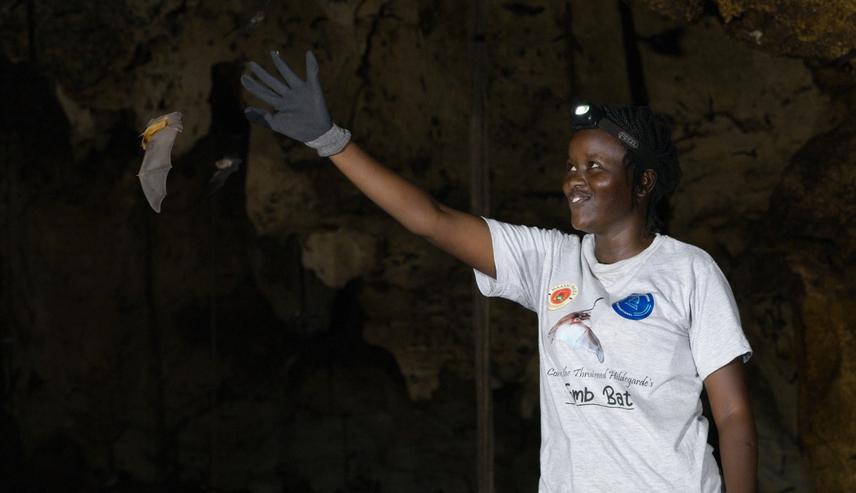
[562,129,641,235]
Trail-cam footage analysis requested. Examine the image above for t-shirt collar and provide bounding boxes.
[582,233,664,281]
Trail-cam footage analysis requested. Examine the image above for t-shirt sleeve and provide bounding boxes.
[472,217,557,312]
[688,258,753,381]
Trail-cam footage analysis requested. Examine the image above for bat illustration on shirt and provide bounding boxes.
[138,112,183,213]
[548,297,605,363]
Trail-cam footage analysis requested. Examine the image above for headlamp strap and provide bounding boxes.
[597,119,656,168]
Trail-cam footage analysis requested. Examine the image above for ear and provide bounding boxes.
[636,169,657,199]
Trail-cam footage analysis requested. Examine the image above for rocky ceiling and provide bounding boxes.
[1,0,854,492]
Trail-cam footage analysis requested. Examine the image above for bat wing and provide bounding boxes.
[577,328,604,363]
[552,320,605,363]
[138,112,183,213]
[548,312,580,342]
[208,159,243,195]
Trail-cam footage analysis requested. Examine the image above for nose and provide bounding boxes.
[563,166,585,196]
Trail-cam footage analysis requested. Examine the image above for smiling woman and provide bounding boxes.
[476,104,756,493]
[563,105,681,262]
[241,51,757,493]
[565,129,640,238]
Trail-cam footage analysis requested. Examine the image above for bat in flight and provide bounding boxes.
[208,156,243,195]
[138,112,183,213]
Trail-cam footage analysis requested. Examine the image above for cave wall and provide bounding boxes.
[1,0,854,491]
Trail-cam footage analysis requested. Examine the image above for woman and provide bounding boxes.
[241,50,757,492]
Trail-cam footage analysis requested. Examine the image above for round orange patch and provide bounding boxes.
[547,283,578,310]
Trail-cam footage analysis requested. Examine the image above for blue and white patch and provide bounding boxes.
[612,293,655,320]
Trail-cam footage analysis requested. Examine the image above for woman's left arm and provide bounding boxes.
[704,357,757,493]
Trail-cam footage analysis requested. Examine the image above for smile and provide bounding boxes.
[568,191,591,207]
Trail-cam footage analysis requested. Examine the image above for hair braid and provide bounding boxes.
[601,105,682,234]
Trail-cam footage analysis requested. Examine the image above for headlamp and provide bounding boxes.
[570,104,656,168]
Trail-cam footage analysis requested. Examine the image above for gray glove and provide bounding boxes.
[241,50,351,157]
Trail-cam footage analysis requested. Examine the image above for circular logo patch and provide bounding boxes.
[547,283,578,310]
[612,293,655,320]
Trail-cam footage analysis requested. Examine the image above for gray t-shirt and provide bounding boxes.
[473,218,752,492]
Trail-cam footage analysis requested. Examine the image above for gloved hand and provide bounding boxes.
[241,50,351,157]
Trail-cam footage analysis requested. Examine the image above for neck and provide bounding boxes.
[592,225,655,264]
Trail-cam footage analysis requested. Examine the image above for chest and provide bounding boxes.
[539,261,694,377]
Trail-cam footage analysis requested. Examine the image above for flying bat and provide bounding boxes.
[138,112,183,213]
[224,0,270,38]
[208,156,243,195]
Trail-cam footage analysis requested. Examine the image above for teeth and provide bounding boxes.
[571,196,582,203]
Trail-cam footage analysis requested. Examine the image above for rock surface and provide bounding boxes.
[1,0,855,491]
[641,0,856,59]
[771,118,856,492]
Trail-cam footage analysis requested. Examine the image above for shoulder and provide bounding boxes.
[483,217,581,249]
[654,235,721,274]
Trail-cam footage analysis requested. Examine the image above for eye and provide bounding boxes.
[566,163,577,172]
[588,160,602,169]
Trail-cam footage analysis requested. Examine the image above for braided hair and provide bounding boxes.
[600,105,682,234]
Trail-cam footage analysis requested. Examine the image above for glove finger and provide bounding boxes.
[305,50,322,91]
[244,107,272,128]
[248,61,291,96]
[262,112,280,131]
[270,50,304,87]
[241,74,282,108]
[305,50,319,76]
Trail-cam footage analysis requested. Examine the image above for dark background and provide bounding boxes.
[1,0,854,491]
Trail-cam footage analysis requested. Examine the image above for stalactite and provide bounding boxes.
[143,206,167,484]
[563,1,579,102]
[206,192,219,488]
[617,0,649,106]
[469,0,492,491]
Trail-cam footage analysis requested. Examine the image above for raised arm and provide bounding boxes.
[241,50,495,277]
[329,143,494,277]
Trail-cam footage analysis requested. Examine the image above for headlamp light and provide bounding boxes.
[570,104,656,168]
